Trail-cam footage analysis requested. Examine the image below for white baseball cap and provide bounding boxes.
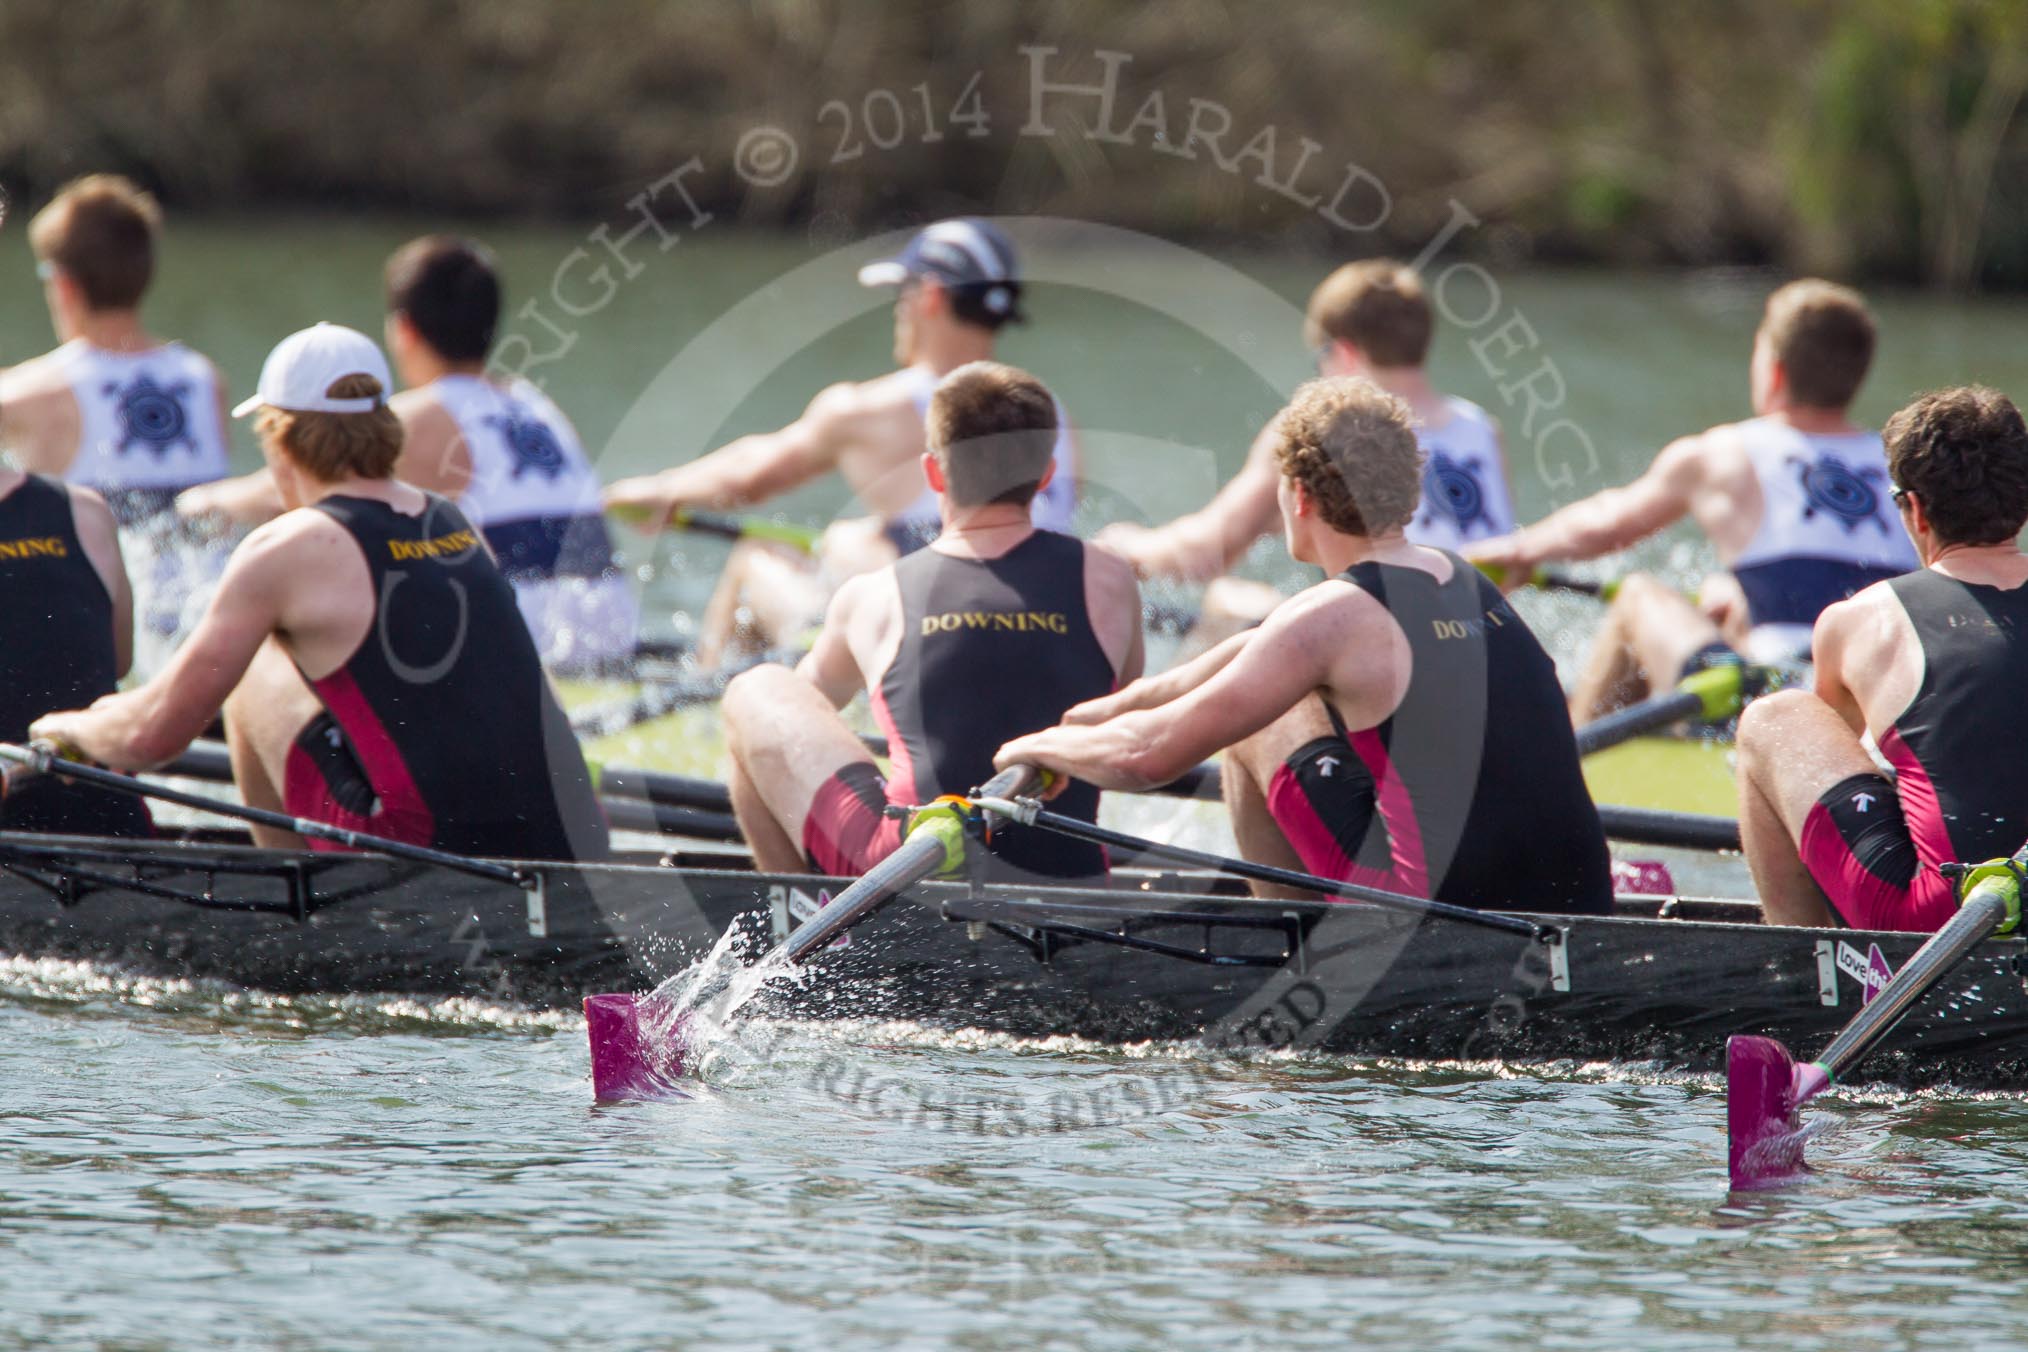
[231,322,392,418]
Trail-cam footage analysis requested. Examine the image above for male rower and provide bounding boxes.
[1469,279,1918,723]
[31,323,607,862]
[0,469,149,837]
[0,175,234,658]
[178,236,637,672]
[1096,259,1517,644]
[603,218,1079,663]
[997,377,1610,914]
[721,362,1137,882]
[1739,386,2028,932]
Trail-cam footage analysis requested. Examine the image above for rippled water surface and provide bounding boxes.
[5,962,2028,1351]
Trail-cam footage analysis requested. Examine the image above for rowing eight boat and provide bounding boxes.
[0,827,2018,1088]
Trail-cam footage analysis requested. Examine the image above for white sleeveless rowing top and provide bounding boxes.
[889,365,1079,549]
[423,375,635,671]
[1728,416,1918,659]
[1406,397,1516,550]
[50,339,230,522]
[426,374,613,576]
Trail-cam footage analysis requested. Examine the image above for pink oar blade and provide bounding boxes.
[1726,1034,1824,1190]
[585,992,691,1101]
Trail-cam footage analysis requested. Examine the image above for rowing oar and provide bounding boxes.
[1726,845,2028,1190]
[567,648,782,741]
[667,508,821,553]
[584,764,1043,1098]
[0,742,540,891]
[1474,561,1621,601]
[160,738,743,841]
[1573,661,1771,758]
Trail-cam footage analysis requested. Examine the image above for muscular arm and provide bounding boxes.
[795,572,875,709]
[177,469,285,527]
[1062,628,1250,725]
[605,383,863,527]
[31,523,294,767]
[391,394,473,497]
[0,378,81,477]
[1469,432,1707,575]
[998,583,1388,791]
[66,486,133,678]
[1094,420,1281,582]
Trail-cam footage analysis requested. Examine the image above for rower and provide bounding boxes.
[997,377,1610,915]
[1739,386,2028,932]
[30,323,608,862]
[721,362,1137,882]
[0,471,149,837]
[1469,280,1919,723]
[178,236,637,672]
[1096,259,1518,645]
[0,175,234,656]
[603,218,1080,664]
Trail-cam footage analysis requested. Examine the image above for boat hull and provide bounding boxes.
[0,831,2020,1088]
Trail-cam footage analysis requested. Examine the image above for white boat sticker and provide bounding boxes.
[786,887,849,948]
[1835,939,1894,1005]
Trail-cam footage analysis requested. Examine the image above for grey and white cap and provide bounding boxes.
[857,218,1025,320]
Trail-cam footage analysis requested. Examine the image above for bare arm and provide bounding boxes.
[1468,433,1707,577]
[604,383,862,528]
[31,523,293,767]
[1061,628,1250,726]
[794,573,874,709]
[177,469,285,527]
[1094,420,1282,582]
[998,584,1380,791]
[66,486,132,678]
[391,394,473,497]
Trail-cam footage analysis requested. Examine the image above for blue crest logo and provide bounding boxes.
[101,373,196,458]
[1419,451,1492,537]
[486,411,568,480]
[1789,453,1888,534]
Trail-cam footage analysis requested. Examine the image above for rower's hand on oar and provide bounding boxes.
[602,476,678,533]
[992,739,1076,801]
[1463,537,1535,595]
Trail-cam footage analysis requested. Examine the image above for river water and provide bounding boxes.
[4,224,2028,1347]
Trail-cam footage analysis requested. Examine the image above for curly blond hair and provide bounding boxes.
[1270,377,1423,537]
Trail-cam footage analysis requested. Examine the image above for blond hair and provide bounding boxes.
[254,375,403,483]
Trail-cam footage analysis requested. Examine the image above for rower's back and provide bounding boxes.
[1331,554,1612,914]
[0,475,150,837]
[877,529,1114,879]
[304,491,608,862]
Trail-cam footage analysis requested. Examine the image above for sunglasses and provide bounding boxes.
[33,259,55,283]
[1890,485,1914,508]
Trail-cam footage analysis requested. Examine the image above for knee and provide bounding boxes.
[721,663,799,740]
[1736,687,1821,764]
[1608,572,1672,613]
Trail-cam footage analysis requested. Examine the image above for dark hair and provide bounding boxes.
[1304,260,1432,368]
[926,361,1057,508]
[946,280,1024,332]
[1761,280,1875,409]
[1270,377,1424,536]
[384,235,501,363]
[1884,386,2028,547]
[29,175,162,310]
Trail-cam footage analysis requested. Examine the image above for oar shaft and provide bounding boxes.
[671,509,820,553]
[779,765,1038,964]
[1022,805,1552,941]
[1816,882,2011,1081]
[1594,804,1740,852]
[0,744,526,886]
[1573,689,1706,758]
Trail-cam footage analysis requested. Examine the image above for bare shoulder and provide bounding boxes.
[0,350,73,405]
[389,385,443,422]
[61,482,116,529]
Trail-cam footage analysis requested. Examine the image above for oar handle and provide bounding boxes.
[1815,864,2020,1083]
[778,764,1039,965]
[670,509,821,554]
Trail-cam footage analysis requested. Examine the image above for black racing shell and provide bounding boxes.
[877,530,1115,881]
[1331,554,1611,914]
[1878,568,2028,869]
[0,476,150,837]
[306,494,607,861]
